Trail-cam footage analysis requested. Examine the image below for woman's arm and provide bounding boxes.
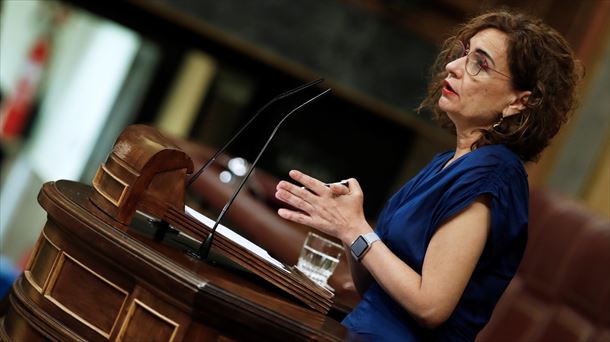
[344,244,374,296]
[276,170,490,328]
[359,197,490,328]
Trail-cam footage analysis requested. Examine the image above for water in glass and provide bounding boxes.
[297,232,342,286]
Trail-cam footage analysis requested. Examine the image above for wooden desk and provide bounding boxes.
[0,180,360,341]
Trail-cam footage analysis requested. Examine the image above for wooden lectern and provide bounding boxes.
[0,125,359,341]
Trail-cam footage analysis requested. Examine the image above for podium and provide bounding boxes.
[0,126,359,341]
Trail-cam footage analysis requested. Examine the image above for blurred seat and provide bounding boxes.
[477,188,610,342]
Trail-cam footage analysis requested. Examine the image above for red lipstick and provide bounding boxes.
[442,80,458,96]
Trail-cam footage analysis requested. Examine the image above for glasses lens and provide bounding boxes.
[466,52,485,76]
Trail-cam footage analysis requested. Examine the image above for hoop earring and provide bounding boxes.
[493,116,504,129]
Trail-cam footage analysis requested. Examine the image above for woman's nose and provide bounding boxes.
[445,57,464,78]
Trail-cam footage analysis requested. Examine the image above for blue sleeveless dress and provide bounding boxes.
[342,144,529,341]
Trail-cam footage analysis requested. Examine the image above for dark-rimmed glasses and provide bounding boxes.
[447,41,512,79]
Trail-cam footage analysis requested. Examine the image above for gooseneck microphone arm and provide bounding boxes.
[193,88,332,260]
[185,78,324,189]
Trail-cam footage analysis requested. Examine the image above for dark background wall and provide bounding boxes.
[164,0,438,112]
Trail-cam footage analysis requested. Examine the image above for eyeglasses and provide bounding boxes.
[447,41,512,79]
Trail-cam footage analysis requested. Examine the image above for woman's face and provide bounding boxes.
[438,28,522,131]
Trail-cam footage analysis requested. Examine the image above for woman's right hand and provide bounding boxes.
[274,170,373,245]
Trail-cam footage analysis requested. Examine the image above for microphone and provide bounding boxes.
[186,78,324,189]
[192,88,332,260]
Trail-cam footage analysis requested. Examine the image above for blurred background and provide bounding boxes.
[0,0,608,282]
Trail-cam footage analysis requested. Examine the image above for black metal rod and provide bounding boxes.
[186,78,324,189]
[194,88,332,260]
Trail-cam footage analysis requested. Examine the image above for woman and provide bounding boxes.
[274,10,580,341]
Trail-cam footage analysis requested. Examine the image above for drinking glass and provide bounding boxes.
[296,232,343,287]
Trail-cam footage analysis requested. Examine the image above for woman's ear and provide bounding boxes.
[503,90,531,117]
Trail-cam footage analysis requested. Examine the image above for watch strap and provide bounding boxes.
[363,232,380,245]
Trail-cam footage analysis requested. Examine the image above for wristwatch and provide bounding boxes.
[350,232,380,261]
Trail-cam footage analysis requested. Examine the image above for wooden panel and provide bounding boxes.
[45,253,128,338]
[117,299,179,342]
[1,304,48,342]
[92,164,129,207]
[112,285,191,341]
[26,230,60,293]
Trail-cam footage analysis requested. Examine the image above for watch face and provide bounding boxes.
[351,236,368,257]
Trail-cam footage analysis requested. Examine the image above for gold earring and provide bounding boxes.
[493,116,504,129]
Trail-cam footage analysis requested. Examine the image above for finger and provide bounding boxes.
[345,178,363,195]
[329,181,350,196]
[276,180,300,191]
[278,208,314,226]
[289,170,328,195]
[276,180,320,204]
[275,188,316,213]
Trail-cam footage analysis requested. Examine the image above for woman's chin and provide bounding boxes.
[437,101,455,116]
[437,97,453,111]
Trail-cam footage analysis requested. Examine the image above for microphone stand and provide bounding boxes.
[186,78,324,189]
[191,88,332,260]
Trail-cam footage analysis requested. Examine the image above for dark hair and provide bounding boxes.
[418,9,582,162]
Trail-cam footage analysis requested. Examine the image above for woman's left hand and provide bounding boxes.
[274,170,372,245]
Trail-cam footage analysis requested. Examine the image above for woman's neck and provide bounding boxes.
[448,128,483,166]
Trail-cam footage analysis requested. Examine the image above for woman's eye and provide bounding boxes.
[474,53,490,70]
